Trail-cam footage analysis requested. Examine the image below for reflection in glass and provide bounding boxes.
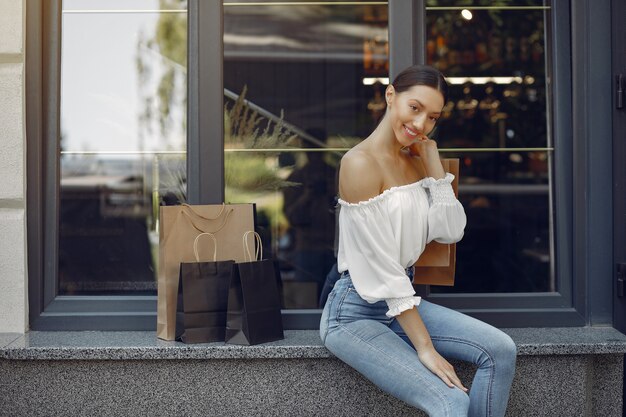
[59,0,188,295]
[223,2,388,308]
[427,1,554,293]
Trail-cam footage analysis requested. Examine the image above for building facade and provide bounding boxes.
[0,0,624,339]
[0,0,27,333]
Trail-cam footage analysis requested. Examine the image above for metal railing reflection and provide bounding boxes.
[61,147,553,155]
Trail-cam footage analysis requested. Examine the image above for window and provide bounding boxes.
[28,0,192,330]
[58,0,188,296]
[223,0,388,310]
[425,2,554,294]
[29,0,596,330]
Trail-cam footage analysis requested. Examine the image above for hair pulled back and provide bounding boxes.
[391,64,448,103]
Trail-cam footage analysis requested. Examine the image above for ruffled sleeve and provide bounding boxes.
[337,198,421,318]
[421,173,467,244]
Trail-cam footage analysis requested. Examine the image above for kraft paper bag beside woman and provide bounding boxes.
[319,65,517,417]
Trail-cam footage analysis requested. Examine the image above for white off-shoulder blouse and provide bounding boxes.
[337,173,467,318]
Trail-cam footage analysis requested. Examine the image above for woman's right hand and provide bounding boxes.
[417,345,468,392]
[394,306,467,392]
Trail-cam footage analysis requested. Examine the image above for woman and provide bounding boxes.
[319,65,517,417]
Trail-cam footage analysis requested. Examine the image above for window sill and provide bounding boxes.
[1,327,626,361]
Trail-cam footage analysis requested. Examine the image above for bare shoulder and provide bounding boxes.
[338,148,383,204]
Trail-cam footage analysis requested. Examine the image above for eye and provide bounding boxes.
[410,105,419,112]
[430,116,439,122]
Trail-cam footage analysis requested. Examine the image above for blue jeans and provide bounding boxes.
[319,262,341,308]
[319,272,517,417]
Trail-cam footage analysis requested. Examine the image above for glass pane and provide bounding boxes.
[426,1,554,293]
[59,0,188,295]
[224,0,388,308]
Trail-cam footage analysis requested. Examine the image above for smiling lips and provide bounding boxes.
[403,125,421,139]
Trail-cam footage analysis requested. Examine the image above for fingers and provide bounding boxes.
[447,370,468,392]
[418,349,468,393]
[437,365,468,392]
[436,370,455,389]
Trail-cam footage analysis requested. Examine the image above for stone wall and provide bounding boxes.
[0,0,28,333]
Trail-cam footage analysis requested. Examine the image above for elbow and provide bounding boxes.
[446,216,467,243]
[429,211,467,244]
[434,229,465,244]
[385,296,421,318]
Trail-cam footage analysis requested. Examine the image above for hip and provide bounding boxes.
[324,272,393,326]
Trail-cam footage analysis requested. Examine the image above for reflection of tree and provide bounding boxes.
[136,0,187,141]
[136,1,297,202]
[224,85,298,193]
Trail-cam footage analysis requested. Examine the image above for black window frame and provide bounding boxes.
[26,0,614,330]
[613,0,626,335]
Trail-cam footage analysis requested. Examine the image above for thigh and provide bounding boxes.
[389,300,515,365]
[324,319,469,416]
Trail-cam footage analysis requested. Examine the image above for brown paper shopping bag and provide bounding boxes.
[157,203,255,340]
[413,159,459,286]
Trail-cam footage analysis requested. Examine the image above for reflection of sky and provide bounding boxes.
[60,1,383,154]
[61,0,186,154]
[224,5,388,54]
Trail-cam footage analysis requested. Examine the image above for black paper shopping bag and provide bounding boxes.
[225,231,284,345]
[176,232,235,344]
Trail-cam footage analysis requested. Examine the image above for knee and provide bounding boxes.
[475,330,517,372]
[489,331,517,367]
[498,333,517,359]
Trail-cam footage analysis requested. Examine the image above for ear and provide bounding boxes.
[385,85,395,106]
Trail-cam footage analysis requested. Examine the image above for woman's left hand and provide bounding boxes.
[408,134,438,160]
[408,135,446,179]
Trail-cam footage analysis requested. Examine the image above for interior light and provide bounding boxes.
[363,77,390,86]
[461,9,473,20]
[446,76,524,85]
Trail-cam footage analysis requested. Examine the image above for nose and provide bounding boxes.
[412,114,426,132]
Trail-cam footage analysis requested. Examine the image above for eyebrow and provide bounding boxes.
[411,98,441,115]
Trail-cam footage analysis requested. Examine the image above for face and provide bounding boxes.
[385,84,445,147]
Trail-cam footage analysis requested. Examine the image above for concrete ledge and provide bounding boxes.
[1,328,625,417]
[1,327,626,360]
[0,333,20,348]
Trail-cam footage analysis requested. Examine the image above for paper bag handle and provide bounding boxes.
[243,231,263,262]
[181,203,225,220]
[182,207,234,234]
[193,232,218,262]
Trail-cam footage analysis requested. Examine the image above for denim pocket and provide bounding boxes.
[336,287,391,325]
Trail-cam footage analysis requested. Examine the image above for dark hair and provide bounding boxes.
[391,64,448,103]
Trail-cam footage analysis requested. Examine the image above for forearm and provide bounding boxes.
[420,154,445,179]
[395,307,434,351]
[408,140,445,179]
[397,306,468,392]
